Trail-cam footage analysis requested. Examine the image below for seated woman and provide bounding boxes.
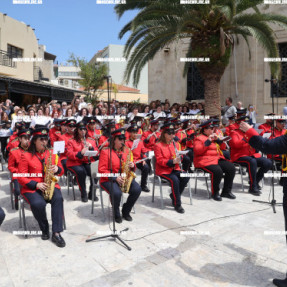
[193,120,236,201]
[154,123,190,213]
[66,122,98,202]
[17,127,65,247]
[98,128,141,223]
[229,116,272,195]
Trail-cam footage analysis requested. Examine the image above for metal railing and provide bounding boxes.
[0,50,17,68]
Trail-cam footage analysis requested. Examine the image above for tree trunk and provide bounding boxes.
[203,76,221,117]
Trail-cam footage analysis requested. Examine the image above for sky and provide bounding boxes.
[0,0,138,63]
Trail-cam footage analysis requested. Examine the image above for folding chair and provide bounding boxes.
[194,168,211,198]
[151,156,192,209]
[66,170,76,200]
[18,194,66,239]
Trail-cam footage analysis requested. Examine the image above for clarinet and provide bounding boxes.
[83,131,91,164]
[173,141,183,172]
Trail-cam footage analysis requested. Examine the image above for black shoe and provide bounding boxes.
[175,205,185,213]
[141,185,150,192]
[122,213,133,221]
[221,192,236,199]
[169,193,175,206]
[249,188,261,196]
[212,194,222,201]
[41,231,50,240]
[256,184,262,191]
[52,233,66,248]
[115,216,122,224]
[81,196,88,203]
[273,277,287,287]
[88,191,99,201]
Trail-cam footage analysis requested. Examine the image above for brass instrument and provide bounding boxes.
[173,141,183,171]
[43,148,58,201]
[121,145,136,193]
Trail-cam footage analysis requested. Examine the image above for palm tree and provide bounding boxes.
[115,0,287,116]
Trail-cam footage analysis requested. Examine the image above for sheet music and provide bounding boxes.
[131,139,140,150]
[84,151,99,157]
[53,141,65,154]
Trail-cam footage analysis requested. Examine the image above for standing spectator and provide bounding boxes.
[78,96,87,110]
[61,102,68,116]
[237,101,244,111]
[93,107,101,116]
[87,104,93,116]
[153,105,165,119]
[246,105,257,126]
[44,106,51,117]
[215,97,237,126]
[66,108,74,118]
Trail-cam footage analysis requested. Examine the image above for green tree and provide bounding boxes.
[68,53,108,104]
[115,0,287,116]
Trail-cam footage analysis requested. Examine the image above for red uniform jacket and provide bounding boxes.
[60,133,73,161]
[6,137,19,153]
[98,135,110,148]
[98,146,136,184]
[126,139,148,162]
[193,134,225,168]
[8,146,26,180]
[142,130,161,151]
[49,127,61,146]
[267,128,286,159]
[186,129,195,149]
[229,129,261,162]
[225,122,239,136]
[17,149,64,194]
[175,130,187,150]
[66,138,98,167]
[154,141,181,176]
[258,123,272,136]
[87,128,101,143]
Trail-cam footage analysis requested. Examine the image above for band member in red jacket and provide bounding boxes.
[49,119,62,146]
[99,128,141,223]
[98,121,116,149]
[8,129,31,210]
[229,116,272,195]
[17,127,65,247]
[258,113,274,136]
[59,119,76,175]
[126,124,150,192]
[194,120,236,201]
[142,119,161,151]
[6,122,24,155]
[66,122,98,202]
[85,116,102,144]
[154,123,190,213]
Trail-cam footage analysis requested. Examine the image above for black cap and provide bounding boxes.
[150,119,159,125]
[161,123,175,131]
[235,116,249,122]
[199,119,214,129]
[18,129,31,137]
[32,127,49,138]
[15,122,23,129]
[76,121,87,129]
[111,128,126,140]
[54,119,63,126]
[127,124,138,132]
[67,119,77,127]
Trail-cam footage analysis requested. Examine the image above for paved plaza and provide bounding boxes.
[0,167,287,287]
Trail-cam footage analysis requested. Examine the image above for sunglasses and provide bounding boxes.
[167,130,175,135]
[79,127,87,131]
[39,137,48,142]
[117,137,126,141]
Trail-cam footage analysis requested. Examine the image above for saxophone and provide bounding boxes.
[121,145,136,193]
[43,149,58,201]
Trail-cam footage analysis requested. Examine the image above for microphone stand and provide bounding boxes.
[253,78,282,213]
[86,76,131,250]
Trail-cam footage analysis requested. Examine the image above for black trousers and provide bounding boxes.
[201,159,235,196]
[186,148,194,168]
[101,179,141,217]
[13,179,21,196]
[0,206,5,226]
[68,164,92,198]
[235,156,272,189]
[222,150,230,160]
[182,155,192,172]
[61,159,68,175]
[136,162,150,187]
[23,188,64,233]
[161,170,190,207]
[0,136,9,160]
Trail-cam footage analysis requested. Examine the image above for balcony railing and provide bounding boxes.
[33,66,43,82]
[0,50,17,68]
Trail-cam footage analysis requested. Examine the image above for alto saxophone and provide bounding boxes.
[43,148,59,201]
[121,145,136,193]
